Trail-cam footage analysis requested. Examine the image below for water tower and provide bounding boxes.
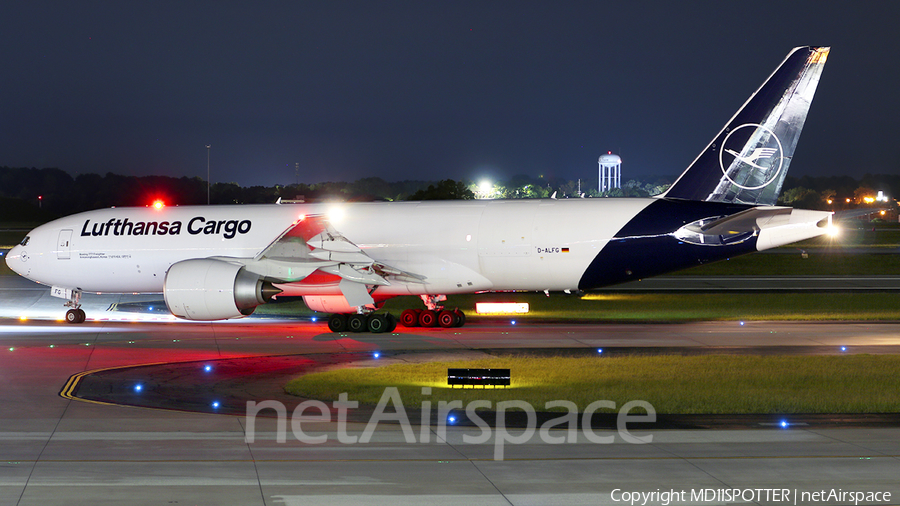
[598,152,622,193]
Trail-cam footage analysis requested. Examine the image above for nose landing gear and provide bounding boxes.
[62,289,86,324]
[65,308,86,324]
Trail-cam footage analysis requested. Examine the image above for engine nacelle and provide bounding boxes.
[302,295,385,314]
[164,259,280,320]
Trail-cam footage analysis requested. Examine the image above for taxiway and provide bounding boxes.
[1,316,900,505]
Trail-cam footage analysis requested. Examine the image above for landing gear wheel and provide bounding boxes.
[348,314,368,333]
[400,309,421,327]
[385,313,397,332]
[418,310,438,327]
[66,309,84,324]
[453,309,466,327]
[328,314,348,333]
[438,310,459,328]
[367,314,388,333]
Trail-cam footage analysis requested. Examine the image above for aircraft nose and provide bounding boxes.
[5,245,25,275]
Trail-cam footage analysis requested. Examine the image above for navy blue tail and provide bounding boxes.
[663,46,829,206]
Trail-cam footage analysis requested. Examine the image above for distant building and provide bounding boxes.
[598,152,621,193]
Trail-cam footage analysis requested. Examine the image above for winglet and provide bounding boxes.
[663,46,829,206]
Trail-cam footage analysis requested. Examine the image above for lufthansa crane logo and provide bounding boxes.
[718,123,784,191]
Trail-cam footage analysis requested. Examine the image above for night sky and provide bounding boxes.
[2,1,899,187]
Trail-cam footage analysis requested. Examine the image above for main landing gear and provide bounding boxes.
[398,308,466,328]
[323,294,467,333]
[327,312,398,333]
[400,294,466,329]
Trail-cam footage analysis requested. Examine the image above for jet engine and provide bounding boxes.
[164,259,280,320]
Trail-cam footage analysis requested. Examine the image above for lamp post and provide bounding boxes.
[206,144,211,205]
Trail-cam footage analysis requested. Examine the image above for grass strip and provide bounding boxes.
[256,292,900,321]
[284,355,900,414]
[673,251,900,276]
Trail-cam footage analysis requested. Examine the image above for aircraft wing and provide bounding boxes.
[216,214,423,307]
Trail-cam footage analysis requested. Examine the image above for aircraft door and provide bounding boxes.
[57,230,72,260]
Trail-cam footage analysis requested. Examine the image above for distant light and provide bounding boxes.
[780,420,789,428]
[311,317,317,322]
[448,415,457,424]
[212,401,220,409]
[511,320,516,325]
[597,348,603,354]
[134,384,143,392]
[148,306,153,311]
[373,352,380,359]
[204,365,212,372]
[8,347,13,352]
[479,181,492,193]
[152,199,165,210]
[841,346,847,352]
[19,316,26,321]
[740,321,745,326]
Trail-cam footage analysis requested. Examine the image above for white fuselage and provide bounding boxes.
[6,199,654,296]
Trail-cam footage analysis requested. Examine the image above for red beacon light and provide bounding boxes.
[152,199,166,210]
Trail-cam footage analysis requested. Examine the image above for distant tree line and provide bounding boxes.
[0,167,435,218]
[1,166,897,224]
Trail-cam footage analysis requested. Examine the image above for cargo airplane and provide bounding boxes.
[6,46,832,332]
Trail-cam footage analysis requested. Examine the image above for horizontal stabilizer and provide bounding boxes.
[698,207,793,236]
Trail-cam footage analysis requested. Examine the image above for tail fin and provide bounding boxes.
[663,46,829,205]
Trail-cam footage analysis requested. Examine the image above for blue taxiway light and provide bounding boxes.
[212,401,220,409]
[311,317,318,322]
[841,346,847,352]
[204,365,212,372]
[780,420,789,428]
[597,348,603,354]
[134,384,143,392]
[739,321,745,326]
[448,416,456,424]
[511,320,516,325]
[373,352,380,359]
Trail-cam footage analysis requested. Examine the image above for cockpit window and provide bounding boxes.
[19,236,29,246]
